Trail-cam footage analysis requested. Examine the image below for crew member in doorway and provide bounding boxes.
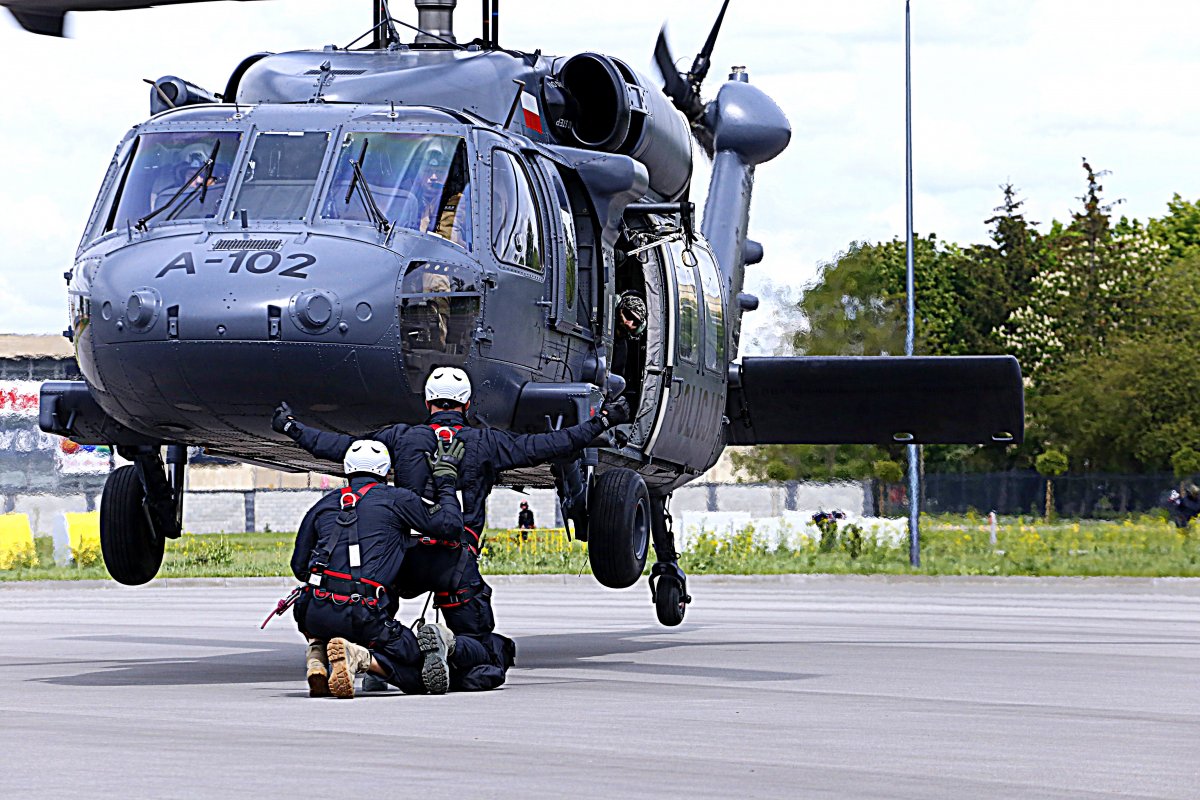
[517,501,535,541]
[611,290,647,380]
[290,438,510,697]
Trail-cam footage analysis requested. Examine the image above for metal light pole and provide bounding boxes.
[905,0,921,567]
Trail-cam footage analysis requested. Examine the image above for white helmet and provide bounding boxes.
[343,440,390,478]
[425,366,472,406]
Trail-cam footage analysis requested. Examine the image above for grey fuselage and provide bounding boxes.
[67,44,790,493]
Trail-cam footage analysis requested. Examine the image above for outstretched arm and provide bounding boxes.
[491,397,629,471]
[272,402,408,466]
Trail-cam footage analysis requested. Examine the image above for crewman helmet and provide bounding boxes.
[343,440,391,478]
[617,291,647,337]
[425,367,472,406]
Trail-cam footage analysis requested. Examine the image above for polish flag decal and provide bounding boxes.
[521,92,543,134]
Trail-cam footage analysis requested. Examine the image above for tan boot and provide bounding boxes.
[306,638,330,698]
[326,638,372,699]
[417,623,456,695]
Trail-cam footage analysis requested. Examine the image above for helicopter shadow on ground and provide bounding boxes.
[513,628,823,684]
[33,627,821,688]
[36,634,299,687]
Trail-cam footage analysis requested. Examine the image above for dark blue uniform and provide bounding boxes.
[292,473,511,692]
[291,409,607,635]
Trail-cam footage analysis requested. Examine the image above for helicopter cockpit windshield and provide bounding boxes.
[103,131,242,232]
[230,131,330,221]
[322,133,472,249]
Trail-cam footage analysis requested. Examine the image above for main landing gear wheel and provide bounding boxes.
[100,465,165,586]
[587,468,651,588]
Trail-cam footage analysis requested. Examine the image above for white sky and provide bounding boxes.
[2,0,1199,351]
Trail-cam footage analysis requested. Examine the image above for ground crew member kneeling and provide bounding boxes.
[291,437,508,697]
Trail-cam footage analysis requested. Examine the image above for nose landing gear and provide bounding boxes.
[649,495,690,626]
[100,445,186,585]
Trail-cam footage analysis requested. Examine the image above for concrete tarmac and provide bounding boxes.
[1,575,1198,798]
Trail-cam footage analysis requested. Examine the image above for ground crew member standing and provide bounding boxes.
[274,367,628,641]
[291,437,509,697]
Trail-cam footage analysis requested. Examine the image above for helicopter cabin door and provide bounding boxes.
[478,146,548,372]
[645,240,728,472]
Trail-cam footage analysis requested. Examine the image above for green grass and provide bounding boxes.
[4,516,1200,581]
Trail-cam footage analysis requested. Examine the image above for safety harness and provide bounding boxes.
[304,482,389,608]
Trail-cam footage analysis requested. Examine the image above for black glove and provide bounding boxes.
[599,396,630,427]
[428,436,466,480]
[272,402,302,440]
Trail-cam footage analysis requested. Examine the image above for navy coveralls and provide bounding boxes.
[292,474,510,692]
[292,409,608,635]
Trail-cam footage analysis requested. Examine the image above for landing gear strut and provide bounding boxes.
[649,494,690,626]
[100,445,186,585]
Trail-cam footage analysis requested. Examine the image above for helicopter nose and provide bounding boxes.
[83,233,414,437]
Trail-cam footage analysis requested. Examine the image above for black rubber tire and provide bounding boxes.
[587,468,651,589]
[100,465,165,586]
[655,578,687,627]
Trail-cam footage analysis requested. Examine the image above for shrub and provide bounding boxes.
[180,535,234,568]
[33,535,55,568]
[72,538,101,568]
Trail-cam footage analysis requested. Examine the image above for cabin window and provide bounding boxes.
[490,150,543,272]
[675,258,700,364]
[695,247,725,370]
[323,133,472,249]
[397,260,481,386]
[230,131,329,221]
[104,130,242,232]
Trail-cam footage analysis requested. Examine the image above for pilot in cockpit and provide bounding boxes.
[411,148,471,248]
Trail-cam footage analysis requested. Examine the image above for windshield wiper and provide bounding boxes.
[136,140,220,231]
[343,138,391,233]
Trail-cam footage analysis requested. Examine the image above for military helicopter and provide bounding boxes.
[14,0,1023,625]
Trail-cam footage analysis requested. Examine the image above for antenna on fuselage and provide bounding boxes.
[480,0,498,48]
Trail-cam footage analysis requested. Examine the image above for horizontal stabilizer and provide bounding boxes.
[726,356,1024,446]
[7,9,65,35]
[3,1,265,37]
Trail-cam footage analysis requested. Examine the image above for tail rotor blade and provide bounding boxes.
[688,0,730,88]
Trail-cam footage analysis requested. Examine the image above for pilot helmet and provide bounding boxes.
[343,440,391,478]
[617,291,647,337]
[520,501,529,509]
[425,366,472,407]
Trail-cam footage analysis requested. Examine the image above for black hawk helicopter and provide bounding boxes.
[12,0,1023,625]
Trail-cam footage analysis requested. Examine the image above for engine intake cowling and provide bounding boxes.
[547,53,692,201]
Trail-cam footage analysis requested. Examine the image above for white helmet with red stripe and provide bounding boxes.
[425,366,472,406]
[343,440,390,478]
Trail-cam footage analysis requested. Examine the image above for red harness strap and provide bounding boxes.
[339,482,378,509]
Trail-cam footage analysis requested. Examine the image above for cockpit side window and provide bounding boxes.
[322,133,472,249]
[104,130,242,233]
[230,131,330,221]
[490,150,543,272]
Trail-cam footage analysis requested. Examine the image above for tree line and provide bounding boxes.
[733,160,1200,483]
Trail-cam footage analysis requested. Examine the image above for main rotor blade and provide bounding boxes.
[2,0,267,36]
